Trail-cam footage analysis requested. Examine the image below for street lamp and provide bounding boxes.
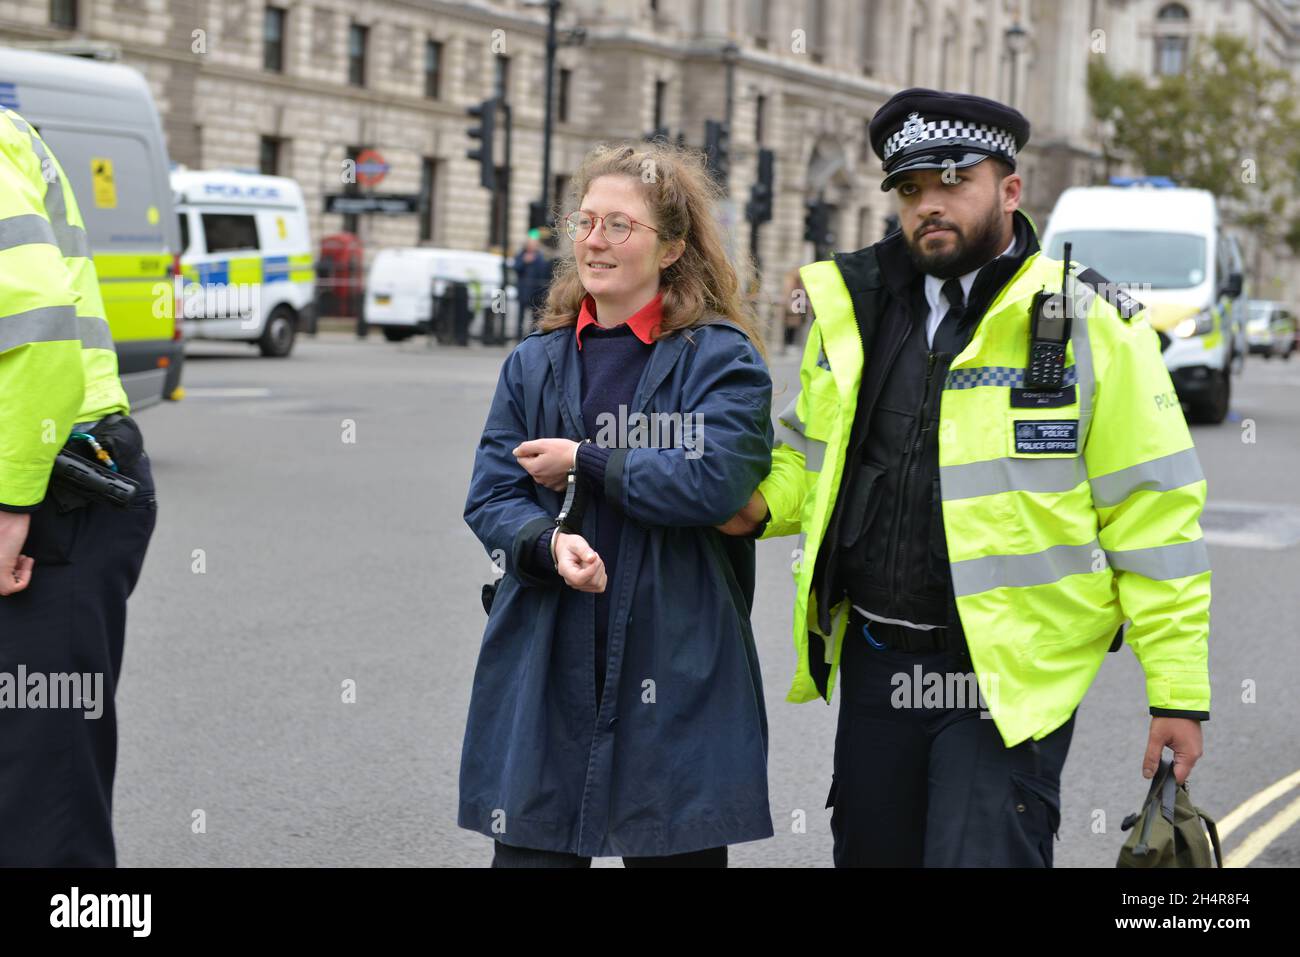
[522,1,586,234]
[1004,21,1028,108]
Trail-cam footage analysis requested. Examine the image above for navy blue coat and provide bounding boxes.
[460,319,775,857]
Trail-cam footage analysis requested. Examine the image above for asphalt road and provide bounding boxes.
[111,332,1300,867]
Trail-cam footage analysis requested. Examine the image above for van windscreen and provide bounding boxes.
[1047,230,1207,290]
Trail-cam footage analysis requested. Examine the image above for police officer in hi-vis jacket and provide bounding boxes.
[720,89,1209,867]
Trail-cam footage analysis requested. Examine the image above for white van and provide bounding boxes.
[363,247,517,342]
[172,169,315,357]
[1043,181,1246,424]
[1,46,183,408]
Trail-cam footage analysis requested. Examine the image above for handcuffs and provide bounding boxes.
[551,439,593,569]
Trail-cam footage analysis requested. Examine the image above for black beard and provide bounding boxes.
[903,200,1010,280]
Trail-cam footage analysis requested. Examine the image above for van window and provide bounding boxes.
[1047,230,1207,289]
[178,213,190,254]
[202,213,259,253]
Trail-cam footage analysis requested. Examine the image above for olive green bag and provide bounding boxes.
[1117,756,1222,868]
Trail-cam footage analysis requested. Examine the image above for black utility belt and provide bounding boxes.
[849,607,966,655]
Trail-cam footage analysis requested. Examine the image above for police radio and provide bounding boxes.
[1025,242,1073,391]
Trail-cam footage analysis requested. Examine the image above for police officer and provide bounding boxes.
[0,108,157,866]
[720,89,1210,866]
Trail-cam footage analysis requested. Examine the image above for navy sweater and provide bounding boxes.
[528,322,654,705]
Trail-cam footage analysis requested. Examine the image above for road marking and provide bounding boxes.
[1215,767,1300,867]
[1225,794,1300,868]
[182,388,273,398]
[1217,767,1300,839]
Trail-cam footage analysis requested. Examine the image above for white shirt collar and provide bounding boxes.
[923,235,1016,315]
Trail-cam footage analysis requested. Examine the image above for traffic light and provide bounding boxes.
[466,98,497,190]
[703,119,730,186]
[803,199,834,250]
[745,148,774,226]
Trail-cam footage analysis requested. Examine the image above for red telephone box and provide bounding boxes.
[317,233,364,321]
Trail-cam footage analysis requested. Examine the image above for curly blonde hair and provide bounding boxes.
[538,140,766,360]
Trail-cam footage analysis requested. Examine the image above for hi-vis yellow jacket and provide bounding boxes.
[759,231,1211,747]
[0,108,128,508]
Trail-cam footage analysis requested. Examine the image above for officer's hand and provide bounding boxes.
[715,489,768,536]
[1144,717,1204,785]
[513,438,580,493]
[0,511,33,596]
[554,531,606,593]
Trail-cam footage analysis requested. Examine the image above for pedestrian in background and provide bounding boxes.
[461,141,774,867]
[511,229,554,341]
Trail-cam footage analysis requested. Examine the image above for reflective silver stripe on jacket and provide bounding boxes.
[774,392,828,472]
[0,213,58,252]
[950,539,1101,597]
[941,456,1088,501]
[1089,447,1205,508]
[1105,539,1210,581]
[0,304,80,350]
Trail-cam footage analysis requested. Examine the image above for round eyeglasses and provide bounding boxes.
[564,210,659,245]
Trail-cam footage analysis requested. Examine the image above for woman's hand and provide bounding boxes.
[715,489,768,536]
[553,531,606,592]
[513,438,580,493]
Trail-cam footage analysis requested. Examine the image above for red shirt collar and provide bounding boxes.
[575,293,662,350]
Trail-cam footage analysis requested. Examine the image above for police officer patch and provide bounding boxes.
[1013,419,1079,454]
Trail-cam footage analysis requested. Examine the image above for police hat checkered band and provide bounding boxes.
[883,114,1019,165]
[945,365,1079,390]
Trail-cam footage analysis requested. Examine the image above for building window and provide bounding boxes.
[264,6,286,73]
[750,0,770,49]
[1155,3,1190,75]
[428,39,449,100]
[494,55,511,101]
[557,68,572,123]
[653,79,667,131]
[809,0,827,64]
[50,0,77,30]
[419,158,438,243]
[859,0,877,75]
[424,40,443,98]
[755,93,766,146]
[348,23,368,88]
[259,135,284,176]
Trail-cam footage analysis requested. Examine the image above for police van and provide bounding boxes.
[0,46,183,409]
[1043,179,1247,424]
[172,169,315,357]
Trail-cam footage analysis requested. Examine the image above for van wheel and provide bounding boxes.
[382,327,415,342]
[258,306,297,357]
[1189,369,1230,425]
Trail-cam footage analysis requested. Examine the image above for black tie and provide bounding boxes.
[933,279,965,354]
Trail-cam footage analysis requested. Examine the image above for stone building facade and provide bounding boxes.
[2,0,1296,313]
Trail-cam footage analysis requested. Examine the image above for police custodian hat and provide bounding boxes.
[869,88,1031,191]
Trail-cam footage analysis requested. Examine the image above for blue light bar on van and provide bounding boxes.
[1109,175,1177,188]
[0,82,19,110]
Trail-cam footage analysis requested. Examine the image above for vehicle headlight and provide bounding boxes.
[1173,309,1214,338]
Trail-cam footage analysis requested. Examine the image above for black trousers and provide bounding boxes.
[0,442,156,866]
[491,840,727,868]
[829,623,1076,867]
